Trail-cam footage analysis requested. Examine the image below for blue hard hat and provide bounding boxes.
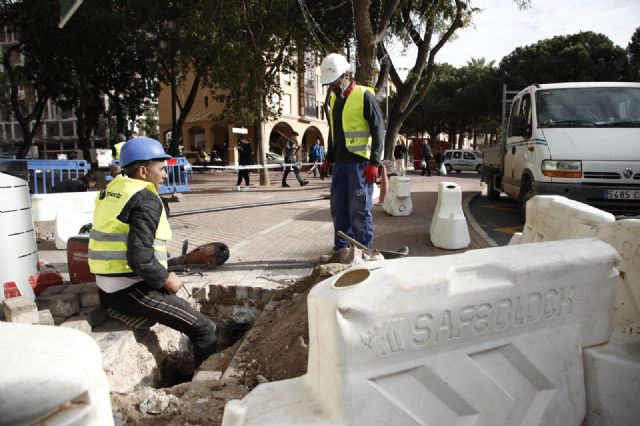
[119,137,171,167]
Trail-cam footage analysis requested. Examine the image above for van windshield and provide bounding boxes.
[536,87,640,128]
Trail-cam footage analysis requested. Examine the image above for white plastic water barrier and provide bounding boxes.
[223,238,620,426]
[0,172,37,302]
[511,195,615,245]
[429,181,470,250]
[30,191,98,222]
[54,211,94,250]
[0,322,113,426]
[382,176,412,216]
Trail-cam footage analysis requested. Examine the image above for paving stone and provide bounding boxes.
[60,319,92,335]
[79,283,100,308]
[37,309,55,326]
[3,296,39,324]
[93,330,138,366]
[36,292,80,317]
[68,306,107,327]
[192,370,222,382]
[39,284,67,296]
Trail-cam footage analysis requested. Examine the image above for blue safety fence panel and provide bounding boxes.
[159,157,190,194]
[0,158,90,194]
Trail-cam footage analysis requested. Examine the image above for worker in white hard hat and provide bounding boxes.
[319,53,385,263]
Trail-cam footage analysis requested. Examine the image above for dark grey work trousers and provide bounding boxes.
[99,281,217,367]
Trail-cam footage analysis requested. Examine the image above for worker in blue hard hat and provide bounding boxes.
[89,137,218,369]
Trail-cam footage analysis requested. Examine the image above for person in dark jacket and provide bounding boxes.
[393,140,407,175]
[434,148,445,176]
[421,140,432,176]
[88,137,217,369]
[236,137,253,191]
[319,53,385,262]
[282,132,308,187]
[49,170,98,193]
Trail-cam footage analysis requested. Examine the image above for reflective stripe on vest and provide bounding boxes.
[330,85,374,160]
[88,175,171,277]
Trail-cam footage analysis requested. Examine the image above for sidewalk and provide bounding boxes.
[38,168,493,292]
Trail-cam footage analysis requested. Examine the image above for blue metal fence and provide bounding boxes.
[0,157,190,194]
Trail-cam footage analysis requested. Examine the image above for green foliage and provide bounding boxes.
[140,107,159,140]
[628,27,640,81]
[499,31,632,88]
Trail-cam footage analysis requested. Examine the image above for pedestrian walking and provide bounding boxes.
[307,139,326,179]
[88,137,218,369]
[421,139,432,176]
[435,148,445,176]
[393,140,407,175]
[319,53,385,262]
[282,132,308,187]
[236,137,252,191]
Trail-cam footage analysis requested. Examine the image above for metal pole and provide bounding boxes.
[170,58,178,156]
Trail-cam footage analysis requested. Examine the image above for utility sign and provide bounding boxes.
[232,127,248,134]
[58,0,84,29]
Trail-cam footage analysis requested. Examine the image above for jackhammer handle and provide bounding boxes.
[337,231,371,253]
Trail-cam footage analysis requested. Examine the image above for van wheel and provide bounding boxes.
[518,180,534,222]
[486,174,500,200]
[455,170,461,174]
[476,164,482,173]
[445,164,452,174]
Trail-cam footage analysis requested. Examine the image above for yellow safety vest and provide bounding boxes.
[88,176,171,276]
[114,142,126,160]
[330,85,374,160]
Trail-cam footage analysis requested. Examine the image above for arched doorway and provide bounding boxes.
[269,122,295,156]
[187,126,205,152]
[302,126,325,161]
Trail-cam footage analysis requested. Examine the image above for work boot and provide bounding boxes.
[282,183,290,188]
[319,247,350,264]
[300,181,308,187]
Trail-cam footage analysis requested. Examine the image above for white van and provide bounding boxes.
[443,149,482,174]
[482,82,640,218]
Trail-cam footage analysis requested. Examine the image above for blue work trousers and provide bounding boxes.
[330,161,374,250]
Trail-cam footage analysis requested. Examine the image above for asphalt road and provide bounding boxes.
[468,184,524,246]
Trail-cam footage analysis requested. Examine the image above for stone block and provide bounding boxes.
[37,309,55,326]
[192,370,222,382]
[61,319,92,335]
[94,330,138,367]
[36,292,80,318]
[79,283,101,308]
[70,306,107,327]
[3,296,39,324]
[39,284,67,296]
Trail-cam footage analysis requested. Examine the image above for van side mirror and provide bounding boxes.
[511,115,530,137]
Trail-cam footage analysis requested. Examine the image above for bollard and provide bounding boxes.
[429,182,470,250]
[378,165,388,204]
[222,239,620,426]
[382,176,413,216]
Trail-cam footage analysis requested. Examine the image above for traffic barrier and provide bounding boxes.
[0,172,37,302]
[54,211,93,250]
[223,238,620,426]
[382,176,412,216]
[0,159,90,194]
[0,322,113,425]
[429,182,470,250]
[159,157,190,195]
[31,191,98,222]
[509,196,615,245]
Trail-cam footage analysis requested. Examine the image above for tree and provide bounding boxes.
[628,27,640,81]
[499,31,632,89]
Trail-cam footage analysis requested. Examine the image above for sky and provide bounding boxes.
[390,0,640,71]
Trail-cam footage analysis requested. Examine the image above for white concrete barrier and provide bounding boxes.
[582,219,640,426]
[429,182,470,250]
[223,238,620,426]
[0,172,37,302]
[54,211,94,250]
[382,176,412,216]
[31,191,98,222]
[512,195,615,245]
[0,322,113,425]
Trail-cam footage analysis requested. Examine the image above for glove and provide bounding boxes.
[363,164,379,184]
[320,159,330,171]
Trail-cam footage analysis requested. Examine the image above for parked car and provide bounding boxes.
[266,152,285,171]
[443,149,482,174]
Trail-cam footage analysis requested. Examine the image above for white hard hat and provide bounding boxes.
[319,53,350,85]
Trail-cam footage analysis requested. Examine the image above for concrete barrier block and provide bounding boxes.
[37,309,55,326]
[518,196,615,245]
[0,322,113,425]
[596,219,640,340]
[79,282,101,308]
[30,191,98,222]
[429,182,470,250]
[583,338,640,426]
[3,296,39,324]
[223,238,620,426]
[54,210,93,250]
[382,176,413,216]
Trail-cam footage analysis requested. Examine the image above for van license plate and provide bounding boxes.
[605,190,640,200]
